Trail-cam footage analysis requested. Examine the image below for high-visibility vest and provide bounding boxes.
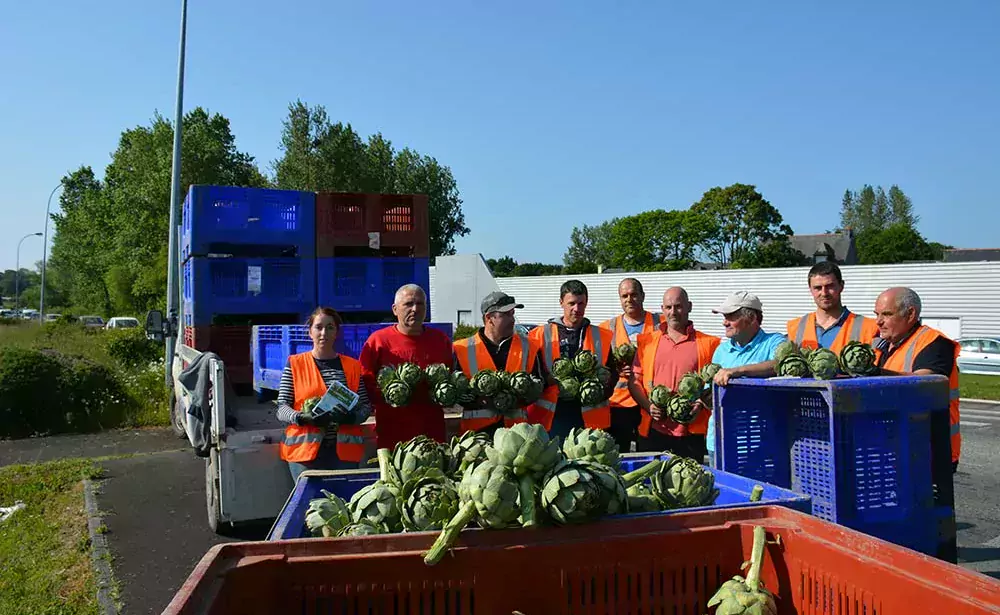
[633,329,720,437]
[599,312,662,408]
[787,311,878,354]
[875,325,961,463]
[279,352,366,463]
[527,322,615,431]
[454,332,538,432]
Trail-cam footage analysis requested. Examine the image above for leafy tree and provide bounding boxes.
[486,256,518,277]
[733,238,810,269]
[857,224,937,264]
[606,209,711,271]
[690,183,793,268]
[272,100,469,257]
[514,262,563,276]
[888,185,918,228]
[563,219,618,273]
[840,184,917,235]
[485,256,562,277]
[928,241,953,261]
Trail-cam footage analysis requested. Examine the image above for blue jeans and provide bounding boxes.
[288,445,355,482]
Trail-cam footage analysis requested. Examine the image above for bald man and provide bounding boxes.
[599,278,663,452]
[628,287,720,459]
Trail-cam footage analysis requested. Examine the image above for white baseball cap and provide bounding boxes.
[712,290,763,315]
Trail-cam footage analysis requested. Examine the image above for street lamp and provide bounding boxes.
[40,184,62,321]
[15,232,42,315]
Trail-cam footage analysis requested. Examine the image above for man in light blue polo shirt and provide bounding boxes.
[706,290,786,465]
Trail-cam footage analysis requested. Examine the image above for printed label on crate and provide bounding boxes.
[247,265,262,295]
[313,380,360,417]
[368,232,381,249]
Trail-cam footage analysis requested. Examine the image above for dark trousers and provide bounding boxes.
[637,429,707,462]
[608,405,642,453]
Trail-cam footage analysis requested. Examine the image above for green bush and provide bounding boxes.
[0,347,65,438]
[103,326,159,369]
[454,324,478,340]
[53,353,130,433]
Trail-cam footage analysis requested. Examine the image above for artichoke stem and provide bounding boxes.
[423,500,477,566]
[750,485,764,502]
[518,475,537,528]
[376,448,396,484]
[746,525,767,592]
[621,459,662,487]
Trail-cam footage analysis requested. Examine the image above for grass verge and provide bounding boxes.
[960,373,1000,401]
[0,458,106,614]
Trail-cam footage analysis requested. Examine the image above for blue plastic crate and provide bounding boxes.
[181,185,316,260]
[266,453,811,540]
[252,322,455,393]
[182,256,316,324]
[316,257,430,312]
[713,375,954,558]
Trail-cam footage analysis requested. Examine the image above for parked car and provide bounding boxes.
[106,316,140,330]
[956,337,1000,375]
[45,313,62,322]
[79,315,105,330]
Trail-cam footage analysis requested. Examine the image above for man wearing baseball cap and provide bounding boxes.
[453,291,547,437]
[705,290,787,465]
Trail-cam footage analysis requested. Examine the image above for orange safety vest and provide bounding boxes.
[599,312,663,408]
[787,311,878,354]
[454,331,538,432]
[527,322,615,431]
[633,328,720,437]
[279,352,367,463]
[875,325,961,463]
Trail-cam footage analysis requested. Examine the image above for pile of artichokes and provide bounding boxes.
[647,363,721,425]
[774,340,879,380]
[302,424,722,567]
[377,363,476,408]
[552,350,613,406]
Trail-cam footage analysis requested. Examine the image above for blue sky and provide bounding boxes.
[3,0,998,271]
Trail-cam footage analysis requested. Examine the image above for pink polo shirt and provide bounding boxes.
[631,323,701,436]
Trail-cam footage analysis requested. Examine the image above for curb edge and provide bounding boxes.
[83,478,118,615]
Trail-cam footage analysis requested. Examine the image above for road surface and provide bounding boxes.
[955,400,1000,579]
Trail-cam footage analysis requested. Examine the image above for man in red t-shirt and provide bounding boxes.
[359,284,453,449]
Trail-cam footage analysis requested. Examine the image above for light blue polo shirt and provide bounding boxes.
[706,328,787,455]
[816,309,851,349]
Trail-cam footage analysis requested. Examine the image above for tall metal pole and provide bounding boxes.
[165,0,188,386]
[40,184,61,322]
[15,233,42,315]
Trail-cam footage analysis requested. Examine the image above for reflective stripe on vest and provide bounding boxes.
[281,352,363,463]
[455,331,535,431]
[283,430,324,447]
[794,312,869,348]
[336,432,366,445]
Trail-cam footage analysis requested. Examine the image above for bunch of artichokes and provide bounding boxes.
[553,350,610,407]
[376,363,475,408]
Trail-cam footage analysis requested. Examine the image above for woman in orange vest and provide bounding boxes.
[873,287,961,471]
[786,262,878,353]
[276,307,373,481]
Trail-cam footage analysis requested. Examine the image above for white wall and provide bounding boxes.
[431,258,1000,339]
[428,254,501,327]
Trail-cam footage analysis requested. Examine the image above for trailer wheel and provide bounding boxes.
[169,388,187,439]
[206,450,221,533]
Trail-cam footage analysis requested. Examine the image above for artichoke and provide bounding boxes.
[390,435,449,485]
[423,457,523,565]
[840,341,877,377]
[557,377,581,400]
[650,456,719,510]
[348,480,402,532]
[488,423,563,480]
[397,362,424,387]
[449,430,491,478]
[677,372,705,402]
[626,482,663,513]
[578,378,605,406]
[807,347,841,380]
[382,380,413,407]
[376,365,399,390]
[552,358,575,380]
[573,350,599,377]
[612,342,637,367]
[471,369,501,397]
[521,374,545,404]
[337,519,384,537]
[458,387,478,406]
[508,371,532,397]
[773,340,802,365]
[540,459,629,525]
[401,473,460,532]
[562,427,620,468]
[304,490,352,537]
[707,526,777,615]
[430,380,459,407]
[424,363,452,386]
[776,354,810,378]
[596,365,613,387]
[649,384,672,408]
[451,370,471,394]
[700,362,722,383]
[491,390,519,417]
[665,395,699,425]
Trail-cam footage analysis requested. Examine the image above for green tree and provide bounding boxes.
[272,100,470,257]
[514,262,564,276]
[563,219,618,273]
[928,241,953,261]
[840,184,917,235]
[606,209,711,271]
[486,256,518,277]
[888,185,918,228]
[690,184,793,268]
[734,238,810,269]
[857,224,937,264]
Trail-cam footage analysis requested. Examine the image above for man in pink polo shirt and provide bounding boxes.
[627,287,720,459]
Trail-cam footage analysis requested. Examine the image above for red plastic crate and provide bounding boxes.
[316,192,429,257]
[183,325,253,385]
[163,506,1000,615]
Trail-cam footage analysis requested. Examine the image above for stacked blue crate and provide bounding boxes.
[713,375,956,561]
[316,257,430,312]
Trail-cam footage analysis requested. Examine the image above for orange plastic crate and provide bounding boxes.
[316,192,429,257]
[163,506,1000,614]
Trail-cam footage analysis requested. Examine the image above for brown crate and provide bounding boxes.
[183,325,253,385]
[316,192,429,258]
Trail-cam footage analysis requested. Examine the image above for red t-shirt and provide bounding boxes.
[359,325,453,449]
